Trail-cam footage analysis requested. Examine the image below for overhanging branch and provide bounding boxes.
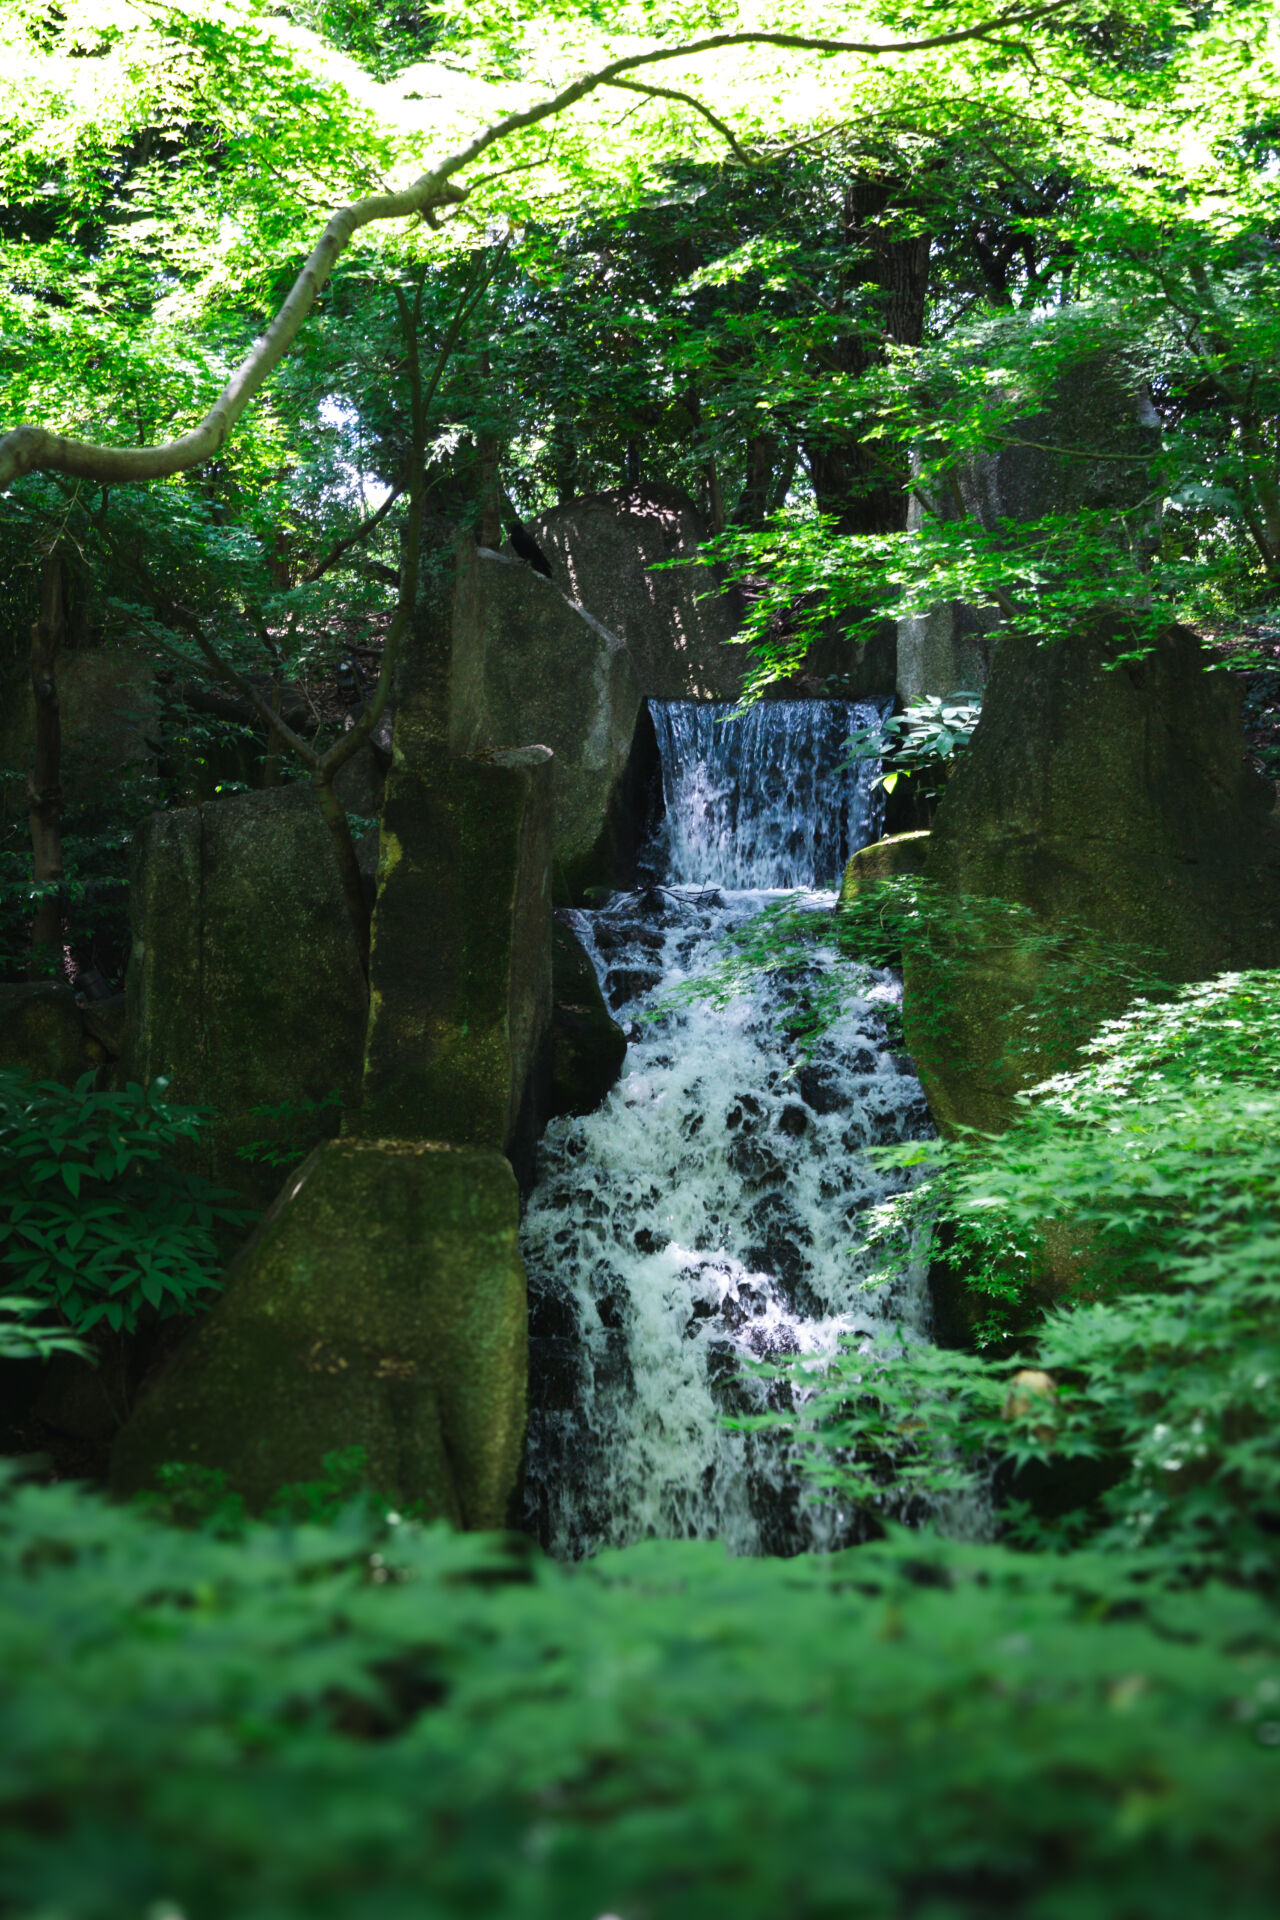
[0,1,1081,493]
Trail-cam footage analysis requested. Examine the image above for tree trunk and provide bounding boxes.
[27,545,65,977]
[477,348,503,547]
[803,176,931,536]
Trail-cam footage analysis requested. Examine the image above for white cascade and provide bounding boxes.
[521,700,934,1560]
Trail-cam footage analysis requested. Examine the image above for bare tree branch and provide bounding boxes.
[604,79,752,165]
[0,2,1082,493]
[303,483,404,585]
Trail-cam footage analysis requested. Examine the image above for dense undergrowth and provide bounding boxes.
[4,909,1280,1914]
[3,1465,1280,1920]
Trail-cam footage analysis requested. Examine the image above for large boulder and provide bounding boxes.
[897,358,1161,705]
[906,618,1280,1133]
[530,484,748,702]
[0,644,161,816]
[548,915,626,1120]
[838,830,932,907]
[111,1137,527,1525]
[355,741,554,1179]
[447,542,646,898]
[0,982,95,1084]
[124,783,370,1199]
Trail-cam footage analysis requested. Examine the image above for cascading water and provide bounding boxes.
[650,699,886,888]
[521,698,934,1560]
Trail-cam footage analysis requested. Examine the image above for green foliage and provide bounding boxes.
[768,969,1280,1585]
[134,1446,398,1536]
[237,1088,344,1174]
[3,1463,1280,1918]
[843,691,982,798]
[0,1071,255,1334]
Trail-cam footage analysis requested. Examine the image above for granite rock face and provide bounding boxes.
[897,357,1162,705]
[448,543,643,897]
[112,1138,527,1525]
[906,618,1280,1133]
[355,741,554,1175]
[530,484,748,702]
[123,783,369,1198]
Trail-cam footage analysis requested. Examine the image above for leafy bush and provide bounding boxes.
[842,691,983,800]
[767,969,1280,1584]
[0,1071,256,1334]
[2,1465,1280,1920]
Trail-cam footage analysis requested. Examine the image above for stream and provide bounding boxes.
[521,700,935,1559]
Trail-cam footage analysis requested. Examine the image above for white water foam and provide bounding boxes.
[521,701,940,1560]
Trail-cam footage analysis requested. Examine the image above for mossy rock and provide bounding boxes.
[838,830,932,906]
[356,744,553,1166]
[112,1138,527,1526]
[906,618,1280,1135]
[124,783,368,1201]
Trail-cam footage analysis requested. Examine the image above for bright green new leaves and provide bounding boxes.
[0,1070,255,1333]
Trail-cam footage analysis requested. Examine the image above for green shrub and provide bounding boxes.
[842,691,983,800]
[765,969,1280,1584]
[2,1465,1280,1919]
[0,1071,256,1335]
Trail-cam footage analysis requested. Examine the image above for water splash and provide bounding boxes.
[521,697,937,1560]
[521,887,933,1559]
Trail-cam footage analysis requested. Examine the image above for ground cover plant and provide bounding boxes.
[3,1463,1280,1920]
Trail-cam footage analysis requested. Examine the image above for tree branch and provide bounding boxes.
[303,484,403,585]
[604,79,752,165]
[0,2,1082,493]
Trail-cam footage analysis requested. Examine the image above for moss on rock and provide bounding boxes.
[111,1138,527,1526]
[907,618,1280,1134]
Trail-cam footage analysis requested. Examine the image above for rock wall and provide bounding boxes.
[123,783,371,1199]
[897,357,1162,705]
[0,645,161,816]
[448,543,644,898]
[530,484,748,701]
[906,617,1280,1133]
[355,741,554,1175]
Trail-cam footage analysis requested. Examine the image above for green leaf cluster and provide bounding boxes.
[0,1070,255,1334]
[4,1464,1280,1917]
[773,966,1280,1584]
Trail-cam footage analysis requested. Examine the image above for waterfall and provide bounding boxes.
[521,700,934,1560]
[650,698,889,889]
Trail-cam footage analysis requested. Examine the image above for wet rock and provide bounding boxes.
[526,1337,581,1414]
[548,918,626,1121]
[726,1136,787,1189]
[604,967,661,1009]
[797,1065,843,1114]
[777,1103,809,1137]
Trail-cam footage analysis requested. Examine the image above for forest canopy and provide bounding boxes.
[4,0,1280,679]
